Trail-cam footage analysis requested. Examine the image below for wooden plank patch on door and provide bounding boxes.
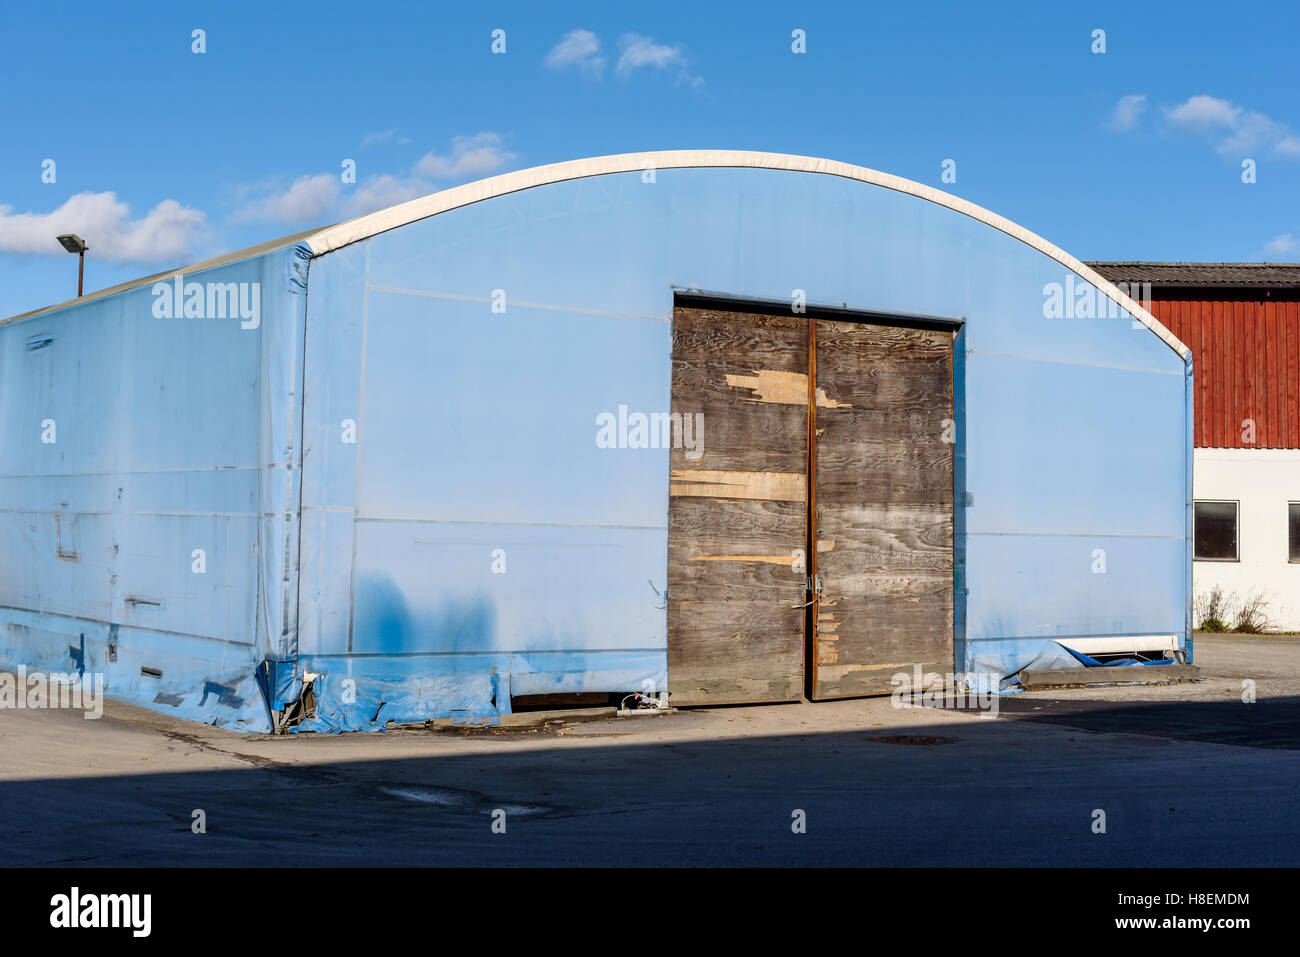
[667,306,809,705]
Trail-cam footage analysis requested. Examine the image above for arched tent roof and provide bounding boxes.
[3,150,1190,359]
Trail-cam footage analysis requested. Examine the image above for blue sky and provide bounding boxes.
[2,0,1298,318]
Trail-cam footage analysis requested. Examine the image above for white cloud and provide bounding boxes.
[1166,94,1240,131]
[1217,111,1284,156]
[414,132,516,180]
[545,29,606,77]
[340,174,429,218]
[235,173,340,224]
[347,134,514,216]
[1264,234,1297,256]
[1105,94,1147,133]
[617,33,682,73]
[359,129,411,148]
[230,132,515,229]
[616,33,701,86]
[545,30,701,87]
[0,191,206,263]
[1164,95,1299,159]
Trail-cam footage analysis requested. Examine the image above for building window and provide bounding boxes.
[1194,500,1238,561]
[1290,503,1300,563]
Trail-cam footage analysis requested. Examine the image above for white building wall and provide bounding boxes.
[1193,448,1300,631]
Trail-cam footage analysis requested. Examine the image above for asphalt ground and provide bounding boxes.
[1,634,1295,866]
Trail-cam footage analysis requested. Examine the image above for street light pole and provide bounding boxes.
[56,234,89,298]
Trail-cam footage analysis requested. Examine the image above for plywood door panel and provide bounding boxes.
[668,307,808,704]
[811,319,954,699]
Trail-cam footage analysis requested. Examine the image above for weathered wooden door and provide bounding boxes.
[667,302,954,704]
[809,318,954,698]
[667,305,809,704]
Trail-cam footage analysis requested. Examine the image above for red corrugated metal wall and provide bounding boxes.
[1147,293,1300,449]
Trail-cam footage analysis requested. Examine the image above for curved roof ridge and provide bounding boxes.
[302,149,1185,357]
[5,150,1190,358]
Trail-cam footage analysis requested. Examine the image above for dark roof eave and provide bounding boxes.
[1086,261,1300,289]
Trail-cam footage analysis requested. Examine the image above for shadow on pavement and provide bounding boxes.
[2,696,1297,867]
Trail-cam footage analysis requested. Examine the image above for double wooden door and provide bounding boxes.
[667,303,954,704]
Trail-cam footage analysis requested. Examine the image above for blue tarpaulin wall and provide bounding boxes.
[0,245,310,731]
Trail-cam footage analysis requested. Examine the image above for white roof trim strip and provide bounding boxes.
[304,150,1189,359]
[5,150,1188,358]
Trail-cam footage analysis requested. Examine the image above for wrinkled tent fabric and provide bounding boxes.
[1,245,311,731]
[0,152,1193,732]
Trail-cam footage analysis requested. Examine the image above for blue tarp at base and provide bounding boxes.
[990,641,1182,694]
